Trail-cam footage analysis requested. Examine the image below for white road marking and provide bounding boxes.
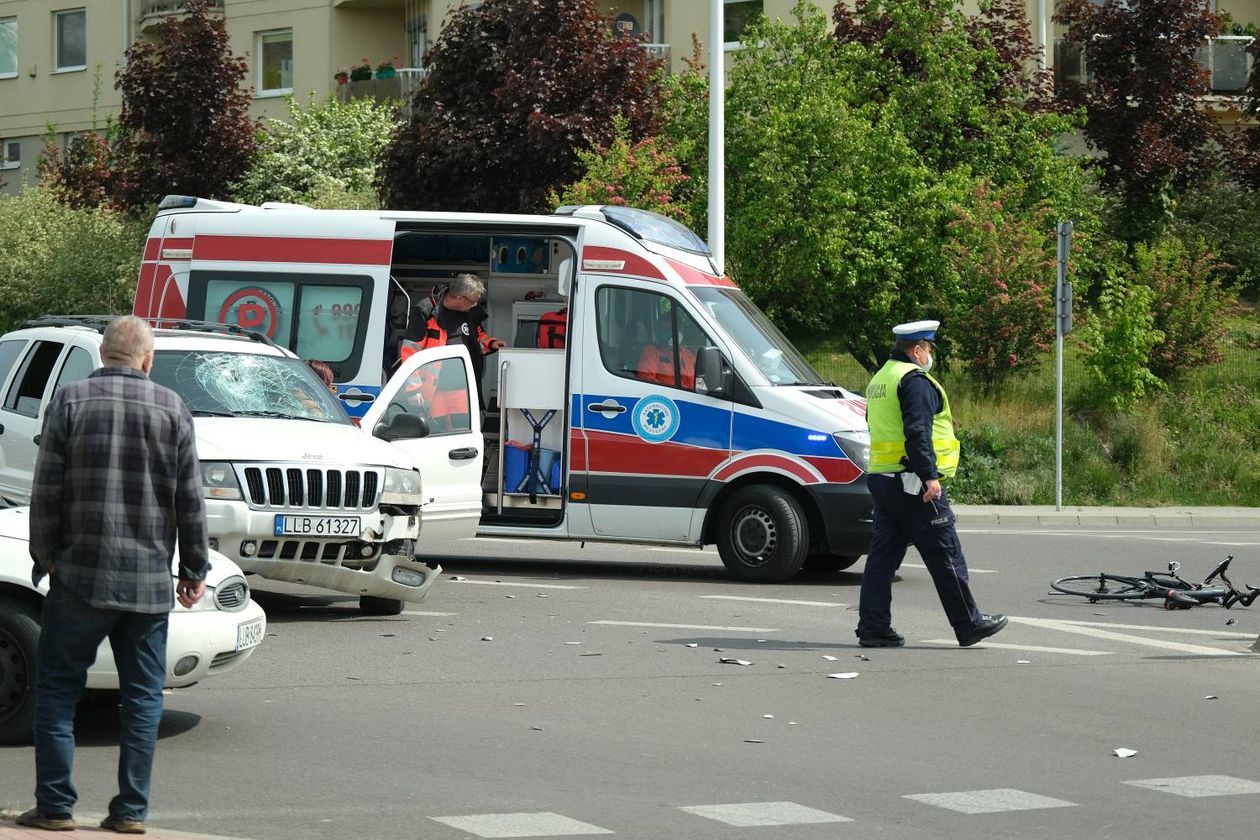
[589,620,779,633]
[1008,616,1251,656]
[919,640,1113,656]
[679,802,851,827]
[1122,775,1260,797]
[401,610,456,617]
[905,789,1076,814]
[1042,619,1256,639]
[448,579,585,590]
[902,561,997,574]
[699,595,848,607]
[430,812,612,837]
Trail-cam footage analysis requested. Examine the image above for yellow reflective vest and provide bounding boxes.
[866,360,960,479]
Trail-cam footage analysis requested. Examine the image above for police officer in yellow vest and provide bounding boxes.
[856,320,1007,648]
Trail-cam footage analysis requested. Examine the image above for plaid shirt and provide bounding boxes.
[29,366,208,613]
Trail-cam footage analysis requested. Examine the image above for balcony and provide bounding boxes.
[642,42,670,71]
[336,68,427,116]
[1054,36,1255,97]
[140,0,224,19]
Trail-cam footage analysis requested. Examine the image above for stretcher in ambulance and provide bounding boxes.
[134,197,873,581]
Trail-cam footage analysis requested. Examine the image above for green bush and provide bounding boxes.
[1079,271,1165,411]
[0,188,147,332]
[1172,176,1260,296]
[1134,236,1236,380]
[232,95,396,207]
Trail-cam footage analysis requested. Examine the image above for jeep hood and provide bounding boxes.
[193,418,414,469]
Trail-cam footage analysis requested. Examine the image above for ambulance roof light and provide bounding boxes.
[600,206,710,256]
[158,195,198,210]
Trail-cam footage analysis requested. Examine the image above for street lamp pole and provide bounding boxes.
[708,0,724,274]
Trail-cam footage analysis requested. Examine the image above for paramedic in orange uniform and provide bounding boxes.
[636,311,696,390]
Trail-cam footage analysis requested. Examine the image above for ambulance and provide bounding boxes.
[134,196,872,582]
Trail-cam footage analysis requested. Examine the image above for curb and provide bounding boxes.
[952,506,1260,529]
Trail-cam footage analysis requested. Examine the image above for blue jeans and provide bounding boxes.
[34,578,169,822]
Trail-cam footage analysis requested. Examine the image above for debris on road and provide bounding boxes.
[481,636,494,641]
[823,655,838,661]
[744,739,764,744]
[827,672,859,680]
[450,576,468,581]
[1204,695,1219,700]
[719,658,753,666]
[1113,748,1138,758]
[685,643,698,648]
[1226,618,1237,625]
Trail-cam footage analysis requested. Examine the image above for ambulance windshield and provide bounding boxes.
[690,288,826,386]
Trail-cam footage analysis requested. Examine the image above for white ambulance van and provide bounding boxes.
[133,197,872,582]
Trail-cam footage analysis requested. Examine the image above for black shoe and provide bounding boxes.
[958,614,1008,647]
[100,814,146,834]
[15,808,77,831]
[857,629,905,648]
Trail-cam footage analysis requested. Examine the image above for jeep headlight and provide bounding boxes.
[833,431,870,473]
[381,467,423,505]
[201,461,243,500]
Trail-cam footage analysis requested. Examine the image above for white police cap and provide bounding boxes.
[892,320,940,341]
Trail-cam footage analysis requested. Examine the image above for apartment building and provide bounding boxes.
[1,1,1257,195]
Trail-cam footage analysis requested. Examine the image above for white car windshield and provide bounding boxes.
[150,351,348,424]
[689,288,827,386]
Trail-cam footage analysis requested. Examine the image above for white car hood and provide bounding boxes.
[0,506,247,593]
[194,418,413,469]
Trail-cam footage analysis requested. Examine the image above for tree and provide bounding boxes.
[1055,0,1222,241]
[232,96,398,207]
[549,115,691,223]
[721,1,1096,372]
[111,0,257,210]
[378,0,662,213]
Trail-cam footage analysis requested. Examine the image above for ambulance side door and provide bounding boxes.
[366,344,483,542]
[576,277,733,540]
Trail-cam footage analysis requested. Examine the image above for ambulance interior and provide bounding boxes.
[386,230,577,525]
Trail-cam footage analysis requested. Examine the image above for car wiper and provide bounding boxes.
[189,409,236,417]
[231,410,329,422]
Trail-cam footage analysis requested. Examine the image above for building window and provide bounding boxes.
[1,17,17,78]
[257,29,293,95]
[723,0,763,47]
[2,140,19,170]
[54,8,86,72]
[408,14,428,69]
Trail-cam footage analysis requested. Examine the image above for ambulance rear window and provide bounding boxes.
[600,207,710,256]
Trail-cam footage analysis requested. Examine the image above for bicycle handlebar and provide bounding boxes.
[1204,555,1233,585]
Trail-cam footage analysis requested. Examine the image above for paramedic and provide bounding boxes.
[855,319,1007,649]
[402,273,504,408]
[636,310,696,390]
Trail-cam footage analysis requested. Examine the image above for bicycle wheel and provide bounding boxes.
[1051,574,1153,601]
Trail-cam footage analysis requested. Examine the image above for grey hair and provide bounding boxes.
[449,273,486,302]
[101,315,155,366]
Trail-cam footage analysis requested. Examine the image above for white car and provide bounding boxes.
[0,507,266,745]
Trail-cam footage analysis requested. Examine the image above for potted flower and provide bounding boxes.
[334,68,349,85]
[349,59,373,82]
[375,55,399,80]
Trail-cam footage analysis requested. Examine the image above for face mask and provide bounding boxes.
[921,352,934,373]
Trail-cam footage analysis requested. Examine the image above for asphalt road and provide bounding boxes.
[3,526,1259,840]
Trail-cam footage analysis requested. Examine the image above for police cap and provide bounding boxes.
[892,320,939,342]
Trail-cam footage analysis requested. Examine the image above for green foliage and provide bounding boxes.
[657,35,710,232]
[942,183,1056,388]
[550,115,690,221]
[38,125,115,210]
[1172,175,1260,296]
[1132,237,1236,379]
[1079,272,1165,411]
[0,188,146,331]
[232,96,397,207]
[718,0,1100,373]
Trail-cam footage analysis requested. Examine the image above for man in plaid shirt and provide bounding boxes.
[19,316,209,835]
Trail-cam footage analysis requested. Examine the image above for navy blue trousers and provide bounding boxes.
[857,474,984,641]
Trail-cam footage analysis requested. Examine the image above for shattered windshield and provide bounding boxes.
[150,350,349,424]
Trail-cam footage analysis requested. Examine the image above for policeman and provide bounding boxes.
[856,320,1007,648]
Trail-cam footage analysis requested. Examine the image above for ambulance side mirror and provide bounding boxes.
[695,346,730,398]
[374,413,429,442]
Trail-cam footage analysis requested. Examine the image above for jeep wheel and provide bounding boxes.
[0,597,39,745]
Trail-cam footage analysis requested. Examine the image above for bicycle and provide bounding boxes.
[1051,555,1259,609]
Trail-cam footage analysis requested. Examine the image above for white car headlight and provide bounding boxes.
[833,430,870,473]
[380,467,423,505]
[202,461,243,500]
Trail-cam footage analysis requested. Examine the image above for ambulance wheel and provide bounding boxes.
[804,552,862,573]
[359,595,404,616]
[716,485,808,582]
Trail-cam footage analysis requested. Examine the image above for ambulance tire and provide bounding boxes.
[359,595,404,616]
[716,485,808,583]
[803,552,862,573]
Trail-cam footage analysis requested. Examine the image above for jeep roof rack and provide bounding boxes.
[18,315,278,348]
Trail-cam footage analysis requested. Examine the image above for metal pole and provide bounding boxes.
[708,0,724,274]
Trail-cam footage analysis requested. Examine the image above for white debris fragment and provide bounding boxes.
[855,655,870,661]
[506,595,515,599]
[450,576,468,581]
[1113,748,1138,758]
[777,664,786,669]
[481,636,494,641]
[1204,695,1219,700]
[720,658,753,666]
[757,639,768,643]
[685,643,698,648]
[536,593,549,598]
[762,714,774,719]
[1017,660,1031,664]
[744,739,764,744]
[827,672,860,680]
[823,655,838,661]
[564,641,582,645]
[513,702,526,706]
[788,722,797,726]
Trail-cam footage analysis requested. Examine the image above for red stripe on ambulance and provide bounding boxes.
[584,430,728,477]
[192,235,394,265]
[711,453,821,485]
[581,246,666,281]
